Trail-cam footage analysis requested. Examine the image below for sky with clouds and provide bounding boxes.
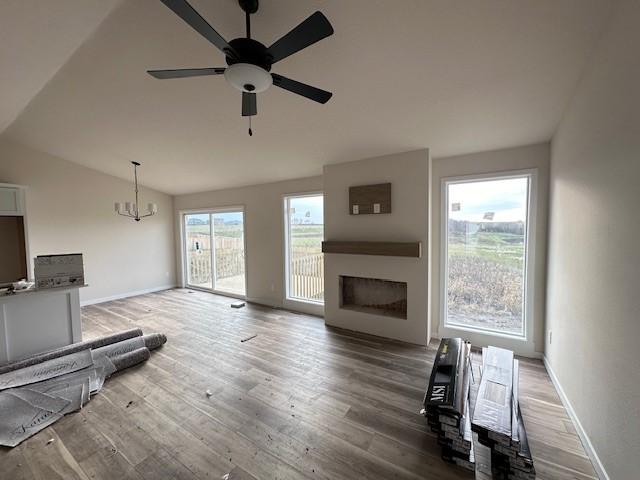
[448,177,528,223]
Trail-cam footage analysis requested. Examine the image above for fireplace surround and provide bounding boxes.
[323,149,430,345]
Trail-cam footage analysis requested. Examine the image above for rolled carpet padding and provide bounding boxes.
[0,390,68,447]
[92,333,167,360]
[110,347,151,371]
[0,328,144,374]
[0,350,94,391]
[0,330,166,448]
[142,333,167,351]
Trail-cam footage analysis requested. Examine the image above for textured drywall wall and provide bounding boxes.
[0,139,176,303]
[546,1,640,478]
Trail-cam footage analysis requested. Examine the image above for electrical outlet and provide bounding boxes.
[548,330,552,344]
[373,203,381,214]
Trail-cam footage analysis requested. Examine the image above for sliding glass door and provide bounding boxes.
[284,194,324,304]
[184,209,246,296]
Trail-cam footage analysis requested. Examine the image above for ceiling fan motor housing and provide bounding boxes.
[224,37,273,93]
[226,38,272,71]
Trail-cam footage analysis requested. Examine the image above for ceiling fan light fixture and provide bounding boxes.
[224,63,272,93]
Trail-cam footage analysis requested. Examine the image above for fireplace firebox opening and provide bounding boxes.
[339,275,407,319]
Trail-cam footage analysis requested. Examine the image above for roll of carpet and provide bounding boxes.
[92,333,167,361]
[110,347,151,372]
[142,333,167,351]
[0,328,144,374]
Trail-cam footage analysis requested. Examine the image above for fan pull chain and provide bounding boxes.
[248,116,253,136]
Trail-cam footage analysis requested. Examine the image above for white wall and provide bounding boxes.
[323,150,430,345]
[0,138,176,304]
[546,1,640,478]
[173,176,323,309]
[430,143,550,356]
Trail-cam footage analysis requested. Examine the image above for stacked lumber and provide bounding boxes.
[422,338,475,471]
[0,329,166,447]
[472,346,535,480]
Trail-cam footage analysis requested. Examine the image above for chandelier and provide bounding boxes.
[114,161,157,221]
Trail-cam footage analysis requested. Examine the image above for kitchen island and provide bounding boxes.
[0,284,84,365]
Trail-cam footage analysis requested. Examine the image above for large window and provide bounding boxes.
[284,194,324,304]
[442,173,534,337]
[184,209,246,296]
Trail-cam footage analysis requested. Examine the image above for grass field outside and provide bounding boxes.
[290,224,323,253]
[447,228,525,334]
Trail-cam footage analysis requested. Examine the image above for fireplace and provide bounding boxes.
[339,276,408,319]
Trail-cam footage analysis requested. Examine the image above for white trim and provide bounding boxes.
[283,297,324,317]
[0,304,8,364]
[186,284,246,301]
[80,285,176,306]
[543,356,609,480]
[68,288,82,342]
[439,169,538,355]
[0,184,31,284]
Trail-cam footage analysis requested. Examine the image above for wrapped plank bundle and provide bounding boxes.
[472,346,536,480]
[422,338,475,471]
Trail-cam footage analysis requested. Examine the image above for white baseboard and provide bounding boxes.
[543,356,609,480]
[80,285,176,306]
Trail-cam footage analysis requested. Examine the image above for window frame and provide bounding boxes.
[283,192,325,313]
[439,169,537,349]
[180,206,248,300]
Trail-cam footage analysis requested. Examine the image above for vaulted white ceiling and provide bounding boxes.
[1,0,611,195]
[0,0,121,133]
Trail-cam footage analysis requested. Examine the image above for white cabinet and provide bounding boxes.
[0,185,24,216]
[0,286,84,364]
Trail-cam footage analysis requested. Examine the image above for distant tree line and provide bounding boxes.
[449,219,524,235]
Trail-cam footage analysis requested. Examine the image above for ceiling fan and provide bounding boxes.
[148,0,334,134]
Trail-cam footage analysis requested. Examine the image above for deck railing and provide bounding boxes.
[188,249,324,301]
[290,251,324,301]
[189,251,212,285]
[188,249,245,285]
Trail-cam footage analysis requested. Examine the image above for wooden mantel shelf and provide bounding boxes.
[321,241,421,258]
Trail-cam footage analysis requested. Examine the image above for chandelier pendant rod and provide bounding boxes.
[133,161,141,221]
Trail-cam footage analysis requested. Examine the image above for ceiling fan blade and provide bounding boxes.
[159,0,237,58]
[271,74,332,104]
[267,11,334,64]
[147,67,225,79]
[242,92,257,117]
